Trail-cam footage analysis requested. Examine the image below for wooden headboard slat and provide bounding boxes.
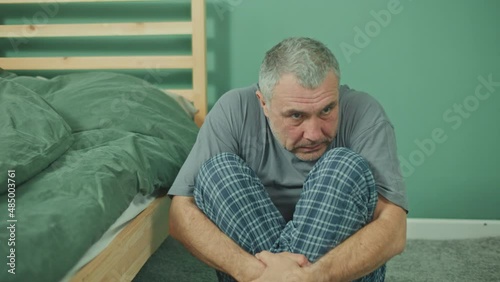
[0,0,153,3]
[0,56,194,70]
[0,22,193,38]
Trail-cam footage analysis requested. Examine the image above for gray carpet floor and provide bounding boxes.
[133,236,500,282]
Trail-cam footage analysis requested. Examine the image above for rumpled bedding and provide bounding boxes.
[0,71,199,282]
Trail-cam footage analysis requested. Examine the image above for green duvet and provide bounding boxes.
[0,71,199,282]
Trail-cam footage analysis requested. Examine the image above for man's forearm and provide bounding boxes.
[169,196,265,281]
[306,198,407,282]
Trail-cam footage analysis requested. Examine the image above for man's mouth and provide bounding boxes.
[298,143,324,152]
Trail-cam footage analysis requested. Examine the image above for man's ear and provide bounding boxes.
[256,90,270,117]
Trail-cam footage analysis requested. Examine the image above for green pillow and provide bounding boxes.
[0,80,73,193]
[35,72,198,139]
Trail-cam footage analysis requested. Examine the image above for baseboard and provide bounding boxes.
[407,218,500,240]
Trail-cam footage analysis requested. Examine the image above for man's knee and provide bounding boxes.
[194,152,253,201]
[194,153,245,212]
[308,147,377,201]
[196,153,244,186]
[318,147,370,172]
[199,152,243,176]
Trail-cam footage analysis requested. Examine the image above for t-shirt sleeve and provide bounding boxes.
[350,120,409,212]
[167,93,241,197]
[341,90,408,212]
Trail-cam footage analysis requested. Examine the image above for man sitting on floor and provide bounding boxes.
[168,37,408,282]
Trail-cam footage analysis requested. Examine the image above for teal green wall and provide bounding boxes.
[208,0,500,219]
[1,0,498,219]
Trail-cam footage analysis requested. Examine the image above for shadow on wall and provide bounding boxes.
[206,0,232,109]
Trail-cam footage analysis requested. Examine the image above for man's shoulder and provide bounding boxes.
[340,84,388,121]
[216,83,259,108]
[340,85,381,107]
[207,83,261,128]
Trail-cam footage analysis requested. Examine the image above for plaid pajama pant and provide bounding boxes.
[194,147,385,282]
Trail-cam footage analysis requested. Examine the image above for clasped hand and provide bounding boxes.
[250,251,313,282]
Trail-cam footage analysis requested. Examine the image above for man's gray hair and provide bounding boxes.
[258,37,340,102]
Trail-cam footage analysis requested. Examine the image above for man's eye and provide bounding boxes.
[291,113,302,120]
[322,106,332,114]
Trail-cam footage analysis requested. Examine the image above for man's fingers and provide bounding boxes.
[256,251,311,267]
[255,251,273,264]
[282,252,311,267]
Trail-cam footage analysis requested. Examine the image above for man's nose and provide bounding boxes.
[303,117,324,142]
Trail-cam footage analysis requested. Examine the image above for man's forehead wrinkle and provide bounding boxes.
[280,102,337,118]
[275,91,338,109]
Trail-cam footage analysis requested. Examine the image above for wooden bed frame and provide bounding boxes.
[0,0,207,280]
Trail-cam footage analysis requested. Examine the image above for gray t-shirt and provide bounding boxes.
[168,84,408,221]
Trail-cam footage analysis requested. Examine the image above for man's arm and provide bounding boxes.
[253,195,406,282]
[304,195,407,282]
[169,195,265,281]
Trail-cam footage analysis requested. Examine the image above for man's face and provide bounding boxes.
[257,71,340,161]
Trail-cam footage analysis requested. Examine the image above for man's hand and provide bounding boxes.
[251,251,312,282]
